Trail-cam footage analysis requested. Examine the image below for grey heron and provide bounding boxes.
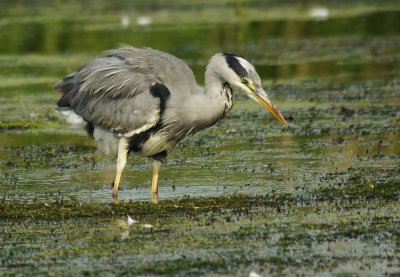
[54,46,287,201]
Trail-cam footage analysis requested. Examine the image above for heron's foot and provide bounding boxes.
[151,192,159,204]
[113,197,120,205]
[112,190,120,205]
[112,188,119,199]
[111,127,128,138]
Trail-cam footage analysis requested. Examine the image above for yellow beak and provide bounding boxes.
[252,88,288,126]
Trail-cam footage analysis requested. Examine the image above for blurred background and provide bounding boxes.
[1,0,400,90]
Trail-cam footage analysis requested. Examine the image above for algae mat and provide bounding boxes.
[0,1,400,276]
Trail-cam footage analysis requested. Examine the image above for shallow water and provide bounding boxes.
[0,1,399,276]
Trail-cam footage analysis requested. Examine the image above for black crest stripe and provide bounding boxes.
[223,53,248,77]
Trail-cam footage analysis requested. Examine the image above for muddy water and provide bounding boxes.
[0,1,399,276]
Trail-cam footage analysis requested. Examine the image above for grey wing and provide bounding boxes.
[54,54,161,133]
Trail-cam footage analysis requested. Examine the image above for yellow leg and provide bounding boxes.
[151,192,159,204]
[112,138,128,199]
[151,160,160,194]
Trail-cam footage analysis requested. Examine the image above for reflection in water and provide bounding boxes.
[127,215,138,225]
[113,215,154,240]
[113,218,131,240]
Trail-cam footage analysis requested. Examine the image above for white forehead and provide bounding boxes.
[236,56,261,83]
[236,56,255,72]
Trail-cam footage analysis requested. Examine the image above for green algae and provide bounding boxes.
[0,121,40,131]
[0,194,280,220]
[1,193,399,276]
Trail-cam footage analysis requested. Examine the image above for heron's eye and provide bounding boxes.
[241,78,248,85]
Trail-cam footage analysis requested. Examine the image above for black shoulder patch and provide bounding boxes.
[223,53,248,77]
[150,83,171,115]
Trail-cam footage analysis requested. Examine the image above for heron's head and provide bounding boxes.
[208,53,287,126]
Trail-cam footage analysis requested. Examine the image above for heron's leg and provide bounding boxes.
[112,138,129,199]
[151,161,160,204]
[151,160,161,194]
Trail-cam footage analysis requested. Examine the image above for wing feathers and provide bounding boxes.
[55,51,160,132]
[55,46,199,137]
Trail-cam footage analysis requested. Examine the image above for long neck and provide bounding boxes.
[166,57,234,136]
[204,60,234,114]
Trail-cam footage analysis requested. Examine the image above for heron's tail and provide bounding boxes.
[53,72,80,108]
